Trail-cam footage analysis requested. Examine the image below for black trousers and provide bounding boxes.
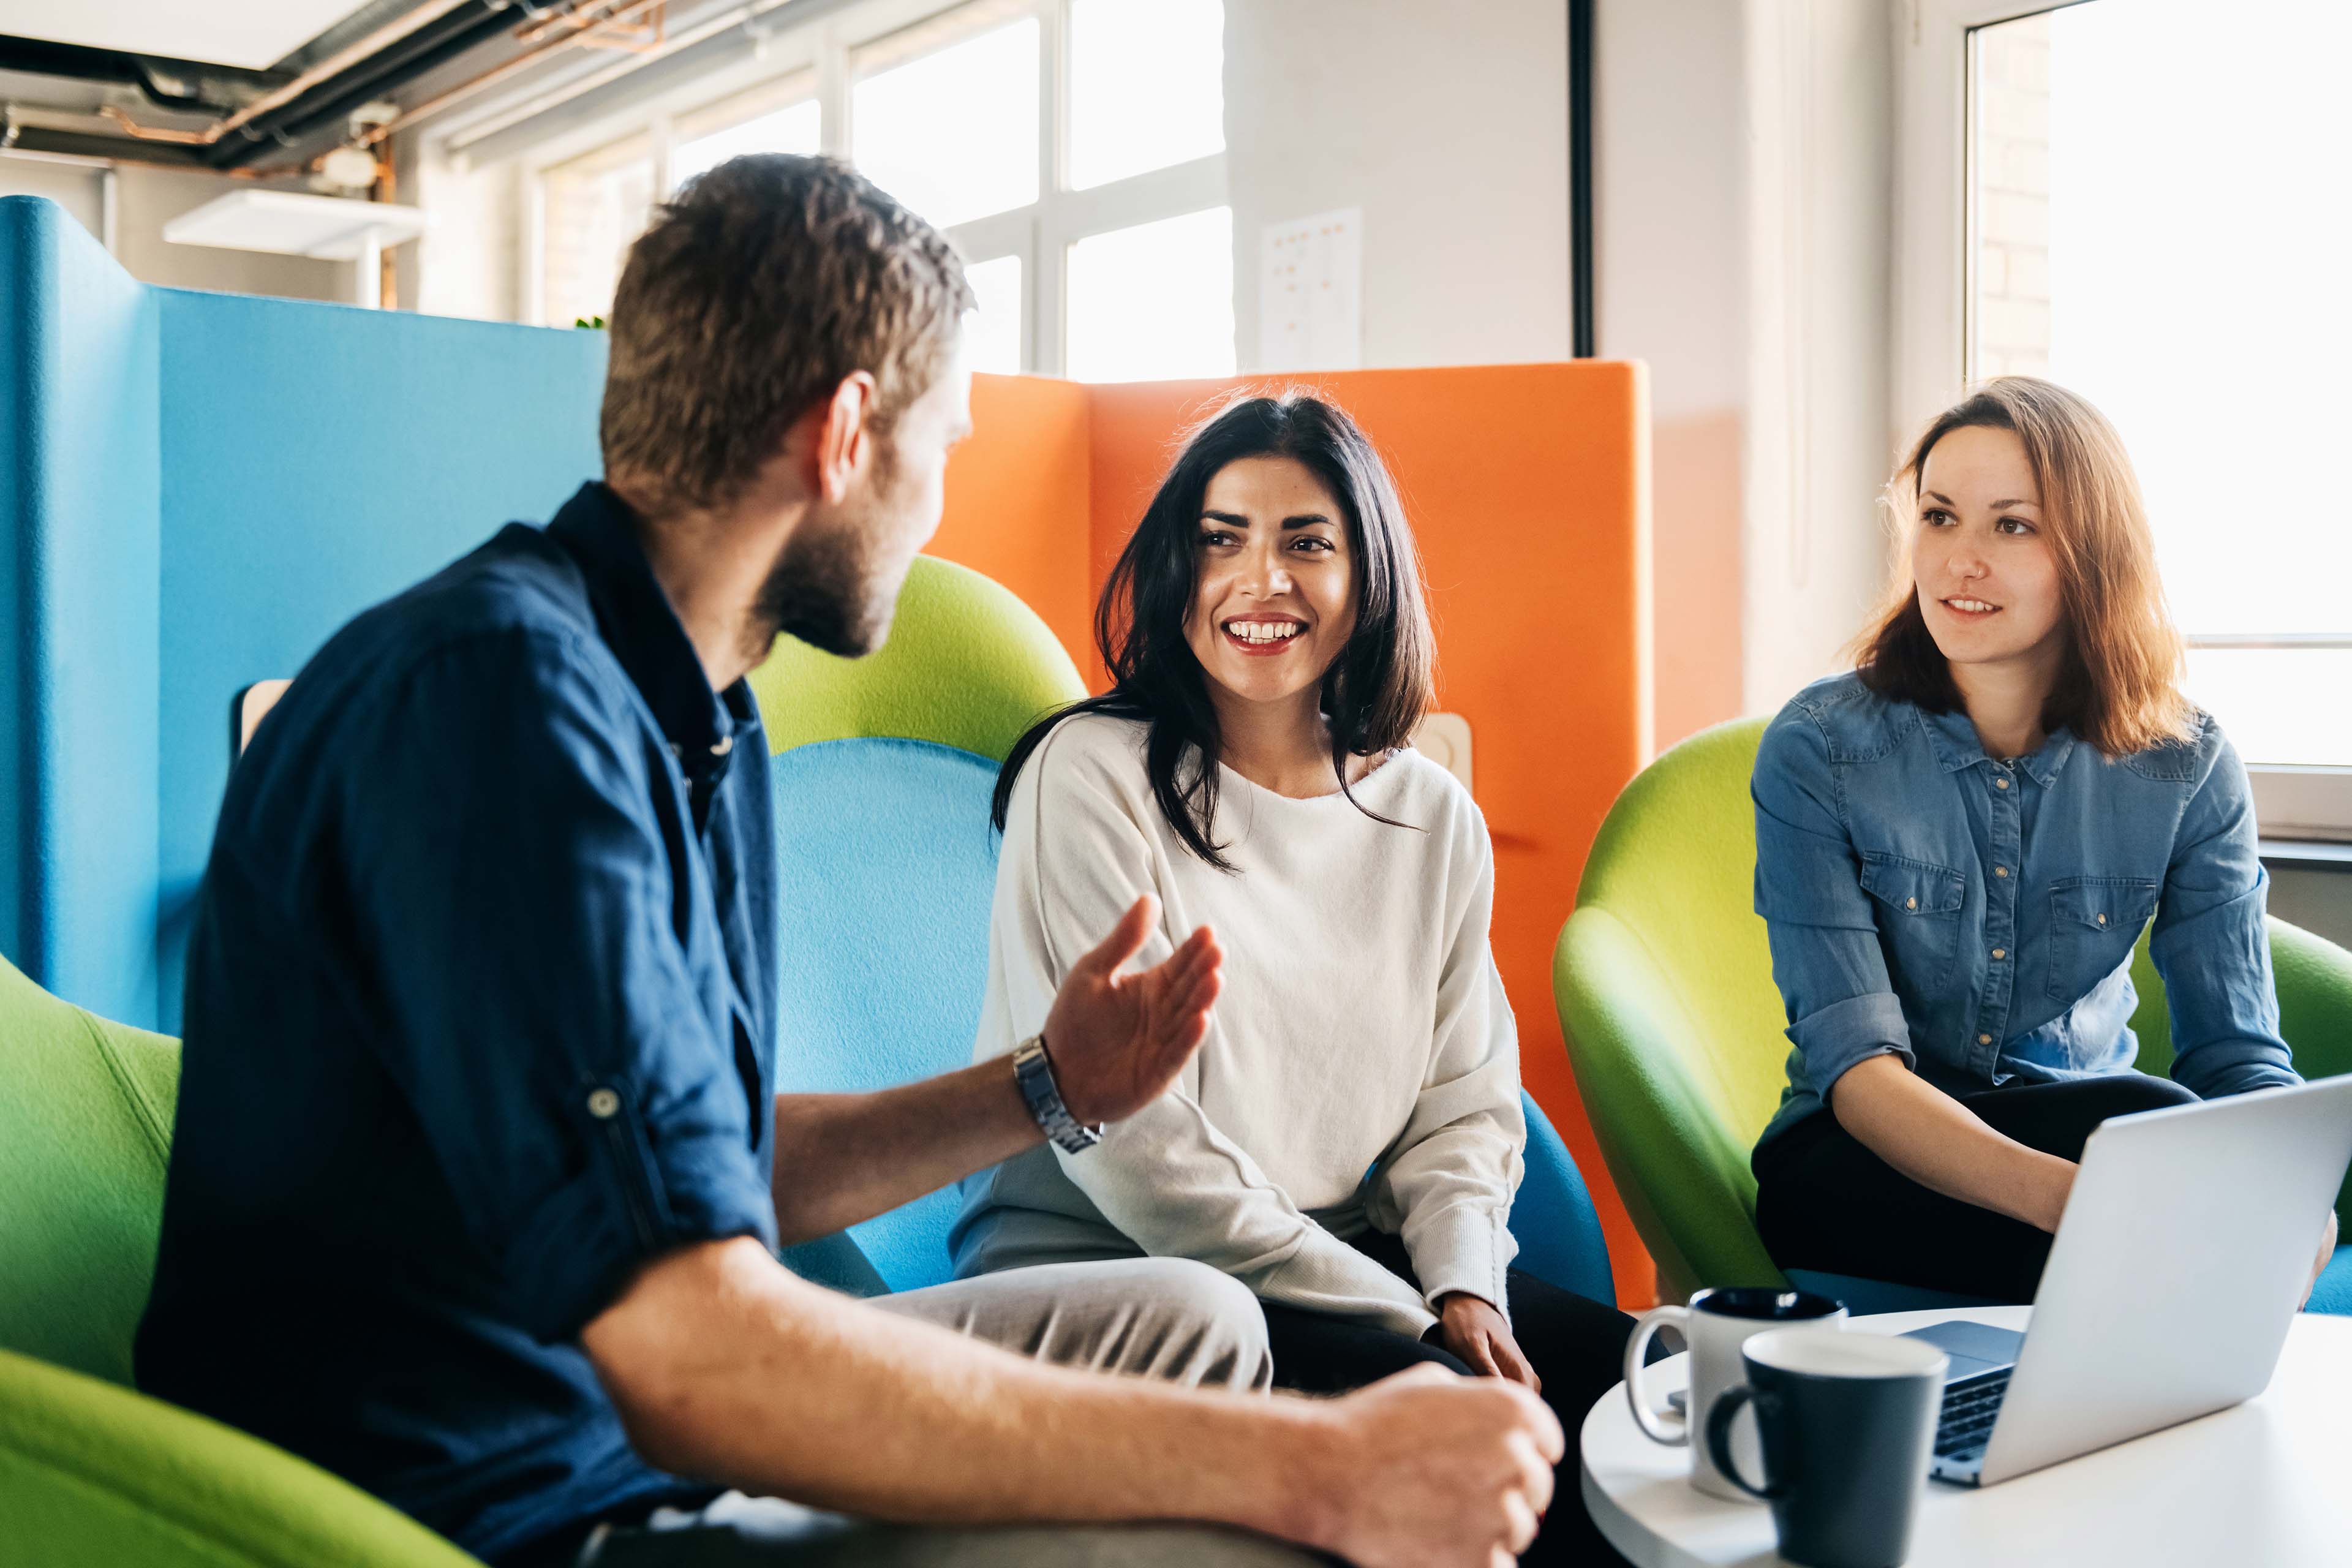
[1259,1231,1637,1568]
[1752,1072,2201,1304]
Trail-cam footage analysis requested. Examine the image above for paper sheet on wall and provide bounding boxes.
[1259,208,1363,371]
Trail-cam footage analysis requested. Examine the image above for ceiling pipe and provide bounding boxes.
[0,37,290,112]
[356,0,666,149]
[205,2,520,168]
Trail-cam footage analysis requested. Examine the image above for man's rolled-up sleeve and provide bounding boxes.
[1752,710,1914,1101]
[344,629,777,1343]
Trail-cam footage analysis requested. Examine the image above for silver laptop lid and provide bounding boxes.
[1980,1074,2352,1485]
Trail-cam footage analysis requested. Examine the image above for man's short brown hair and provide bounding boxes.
[598,154,973,517]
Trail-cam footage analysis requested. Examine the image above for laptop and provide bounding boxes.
[1903,1074,2352,1487]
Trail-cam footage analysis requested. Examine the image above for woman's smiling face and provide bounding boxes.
[1911,423,2067,673]
[1184,455,1358,708]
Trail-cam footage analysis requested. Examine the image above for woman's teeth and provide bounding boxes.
[1226,622,1302,643]
[1947,598,1997,613]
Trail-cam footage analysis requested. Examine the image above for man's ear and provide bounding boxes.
[812,371,880,504]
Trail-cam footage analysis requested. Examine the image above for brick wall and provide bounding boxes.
[1973,15,2052,379]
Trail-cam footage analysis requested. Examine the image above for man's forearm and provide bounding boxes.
[771,1061,1041,1243]
[1831,1055,2076,1231]
[586,1238,1334,1544]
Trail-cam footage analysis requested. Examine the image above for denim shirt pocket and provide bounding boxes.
[2046,875,2161,1004]
[1859,851,1966,992]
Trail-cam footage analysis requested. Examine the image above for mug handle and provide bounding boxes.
[1622,1305,1690,1444]
[1705,1385,1785,1501]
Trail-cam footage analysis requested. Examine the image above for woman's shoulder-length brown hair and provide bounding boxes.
[1852,375,2196,759]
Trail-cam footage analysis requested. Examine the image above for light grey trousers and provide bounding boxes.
[578,1258,1319,1567]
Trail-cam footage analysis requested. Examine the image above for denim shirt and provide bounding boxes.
[1751,671,2298,1153]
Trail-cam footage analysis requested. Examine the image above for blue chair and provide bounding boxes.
[747,556,1615,1306]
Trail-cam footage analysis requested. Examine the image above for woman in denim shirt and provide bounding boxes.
[1749,377,2335,1306]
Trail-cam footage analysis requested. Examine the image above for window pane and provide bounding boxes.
[674,97,820,189]
[1066,206,1234,382]
[852,18,1039,230]
[1068,0,1224,190]
[2185,649,2352,767]
[541,137,655,327]
[1970,0,2352,764]
[963,254,1024,375]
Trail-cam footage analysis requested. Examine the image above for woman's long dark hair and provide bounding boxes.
[990,390,1436,871]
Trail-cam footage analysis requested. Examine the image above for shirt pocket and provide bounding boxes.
[2045,875,2161,1005]
[1860,851,1966,992]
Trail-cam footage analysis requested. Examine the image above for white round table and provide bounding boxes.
[1581,1306,2352,1567]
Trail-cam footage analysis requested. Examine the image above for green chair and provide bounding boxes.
[0,954,483,1566]
[1553,715,2352,1312]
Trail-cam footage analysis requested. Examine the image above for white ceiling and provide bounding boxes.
[0,0,367,70]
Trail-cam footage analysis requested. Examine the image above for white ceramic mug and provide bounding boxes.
[1623,1286,1847,1501]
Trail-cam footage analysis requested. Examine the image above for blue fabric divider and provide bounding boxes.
[0,195,605,1030]
[0,198,162,1028]
[153,290,603,1030]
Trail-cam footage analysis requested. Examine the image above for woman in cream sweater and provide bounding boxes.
[950,390,1634,1566]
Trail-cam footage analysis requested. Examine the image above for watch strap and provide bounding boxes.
[1012,1035,1102,1155]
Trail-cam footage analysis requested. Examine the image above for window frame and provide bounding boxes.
[1895,0,2352,836]
[519,0,1230,377]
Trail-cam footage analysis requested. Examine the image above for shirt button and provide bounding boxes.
[2097,913,2108,925]
[1979,1033,1993,1046]
[1996,777,2010,790]
[1992,948,2006,960]
[711,734,734,757]
[586,1087,622,1120]
[1995,866,2008,878]
[1905,896,1917,910]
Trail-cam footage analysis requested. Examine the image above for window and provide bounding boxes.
[851,13,1040,231]
[673,77,821,190]
[1066,207,1235,382]
[528,0,1230,378]
[962,254,1025,375]
[1066,0,1224,190]
[538,132,655,328]
[1907,0,2352,831]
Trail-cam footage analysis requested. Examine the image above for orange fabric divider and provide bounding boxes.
[924,374,1097,663]
[927,364,1658,1306]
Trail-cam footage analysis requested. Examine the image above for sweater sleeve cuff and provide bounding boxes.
[1407,1207,1515,1329]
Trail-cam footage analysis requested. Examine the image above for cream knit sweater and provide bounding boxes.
[949,714,1525,1338]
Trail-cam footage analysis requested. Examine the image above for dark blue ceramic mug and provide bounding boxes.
[1706,1327,1947,1568]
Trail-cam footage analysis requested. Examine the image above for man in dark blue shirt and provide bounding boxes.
[136,156,1561,1568]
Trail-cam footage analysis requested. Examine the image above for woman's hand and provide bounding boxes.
[1038,895,1224,1126]
[2303,1208,2339,1311]
[1430,1292,1539,1392]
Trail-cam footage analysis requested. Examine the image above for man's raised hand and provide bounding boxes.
[1038,895,1221,1127]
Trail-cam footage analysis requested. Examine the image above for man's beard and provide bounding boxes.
[747,499,899,663]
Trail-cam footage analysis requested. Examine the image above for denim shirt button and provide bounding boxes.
[1996,777,2010,790]
[1995,866,2008,878]
[1979,1033,1992,1046]
[586,1087,622,1119]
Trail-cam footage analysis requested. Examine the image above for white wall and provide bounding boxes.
[1595,0,1898,743]
[0,156,353,304]
[1223,0,1574,371]
[1594,0,1749,746]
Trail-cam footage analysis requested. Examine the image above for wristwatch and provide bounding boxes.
[1011,1035,1102,1155]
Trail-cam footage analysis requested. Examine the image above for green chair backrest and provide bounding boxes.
[0,954,181,1385]
[1558,714,2352,1301]
[1553,718,1784,1300]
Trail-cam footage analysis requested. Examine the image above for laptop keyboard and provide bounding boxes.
[1934,1370,2013,1467]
